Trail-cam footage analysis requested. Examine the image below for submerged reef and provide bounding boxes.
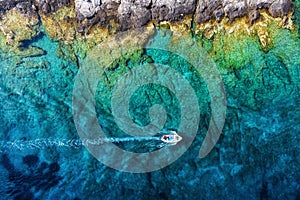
[0,0,299,199]
[0,154,61,199]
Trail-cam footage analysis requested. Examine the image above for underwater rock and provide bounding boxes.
[17,46,47,57]
[22,154,39,167]
[1,154,62,199]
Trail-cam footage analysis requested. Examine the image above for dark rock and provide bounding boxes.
[152,5,170,21]
[224,0,247,21]
[215,9,225,22]
[249,10,260,25]
[0,0,70,16]
[151,0,196,22]
[0,0,28,15]
[77,25,85,33]
[196,0,223,23]
[247,0,275,10]
[16,2,35,14]
[79,0,152,31]
[171,0,197,21]
[118,0,151,30]
[0,0,295,34]
[1,154,62,199]
[76,12,86,22]
[76,1,120,33]
[49,162,60,172]
[269,0,292,18]
[22,154,39,167]
[260,182,269,200]
[37,0,70,15]
[41,2,51,14]
[196,0,292,24]
[96,1,120,27]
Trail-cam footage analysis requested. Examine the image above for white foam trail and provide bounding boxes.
[0,136,162,153]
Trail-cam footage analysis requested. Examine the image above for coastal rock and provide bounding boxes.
[0,0,295,34]
[248,10,261,25]
[196,0,223,23]
[117,0,151,30]
[78,0,197,31]
[151,0,197,22]
[268,0,292,18]
[36,0,70,15]
[77,1,120,31]
[196,0,250,23]
[196,0,292,23]
[75,0,101,18]
[0,0,28,15]
[223,0,247,21]
[16,2,35,15]
[247,0,275,9]
[0,0,296,46]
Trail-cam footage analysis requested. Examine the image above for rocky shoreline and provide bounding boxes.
[0,0,294,32]
[0,0,297,66]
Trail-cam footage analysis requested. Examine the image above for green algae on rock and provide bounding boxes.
[194,10,295,69]
[0,8,43,57]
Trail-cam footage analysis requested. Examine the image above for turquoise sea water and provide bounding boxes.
[0,16,300,200]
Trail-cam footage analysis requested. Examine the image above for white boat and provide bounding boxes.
[160,131,182,145]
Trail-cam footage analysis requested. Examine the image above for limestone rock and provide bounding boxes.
[16,2,36,14]
[248,10,260,25]
[0,0,295,38]
[75,0,101,18]
[196,0,223,23]
[223,0,247,20]
[117,0,151,30]
[114,0,196,30]
[36,0,70,14]
[268,0,292,18]
[151,0,197,22]
[196,0,292,23]
[247,0,275,9]
[0,0,28,15]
